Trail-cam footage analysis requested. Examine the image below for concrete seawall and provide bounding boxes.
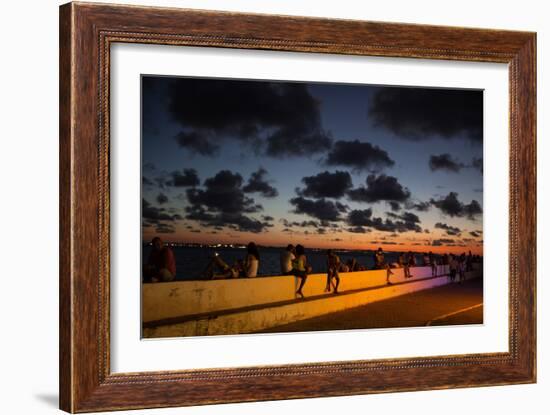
[143,264,482,338]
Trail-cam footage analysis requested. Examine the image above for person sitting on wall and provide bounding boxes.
[204,242,260,279]
[243,242,260,278]
[325,249,341,294]
[205,256,242,280]
[143,237,176,283]
[280,244,296,276]
[375,247,385,269]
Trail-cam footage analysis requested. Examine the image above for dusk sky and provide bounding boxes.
[141,76,483,254]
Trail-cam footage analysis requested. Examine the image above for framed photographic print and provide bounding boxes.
[59,2,536,412]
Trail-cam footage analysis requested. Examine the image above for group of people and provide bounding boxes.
[446,253,474,284]
[143,237,480,295]
[203,242,260,280]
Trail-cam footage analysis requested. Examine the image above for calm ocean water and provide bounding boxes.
[142,245,432,281]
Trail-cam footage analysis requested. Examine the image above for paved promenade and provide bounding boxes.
[257,278,483,333]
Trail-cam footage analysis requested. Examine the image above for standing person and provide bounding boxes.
[292,244,310,298]
[422,252,430,266]
[429,251,437,277]
[398,252,408,278]
[467,250,473,271]
[325,249,341,293]
[280,244,295,275]
[243,242,260,278]
[449,254,458,282]
[143,237,176,282]
[458,254,466,284]
[408,251,416,267]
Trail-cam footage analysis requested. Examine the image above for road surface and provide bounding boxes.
[257,278,483,333]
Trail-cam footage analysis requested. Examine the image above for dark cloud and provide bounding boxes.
[348,174,411,203]
[348,226,370,233]
[184,170,271,233]
[174,131,219,156]
[142,176,154,186]
[187,170,260,214]
[347,208,374,227]
[281,219,320,228]
[385,211,423,233]
[165,77,332,158]
[432,238,456,246]
[185,205,271,233]
[298,170,353,199]
[143,162,156,172]
[464,200,483,219]
[242,168,278,198]
[471,157,483,173]
[167,168,200,187]
[369,87,483,142]
[142,198,181,224]
[388,201,401,212]
[429,153,465,172]
[156,192,169,205]
[290,197,346,222]
[435,222,461,236]
[346,209,422,233]
[430,192,483,220]
[406,200,431,212]
[154,176,167,189]
[324,140,394,172]
[155,223,176,234]
[262,215,274,222]
[470,230,482,237]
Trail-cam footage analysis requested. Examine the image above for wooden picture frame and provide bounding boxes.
[59,2,536,412]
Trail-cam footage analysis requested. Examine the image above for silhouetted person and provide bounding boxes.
[376,247,393,284]
[449,254,458,282]
[399,252,411,278]
[292,244,310,298]
[325,249,341,294]
[375,247,385,269]
[422,252,430,266]
[429,251,437,276]
[204,241,260,279]
[143,237,176,282]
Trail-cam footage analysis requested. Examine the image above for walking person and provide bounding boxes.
[292,244,310,298]
[377,247,393,284]
[325,249,341,294]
